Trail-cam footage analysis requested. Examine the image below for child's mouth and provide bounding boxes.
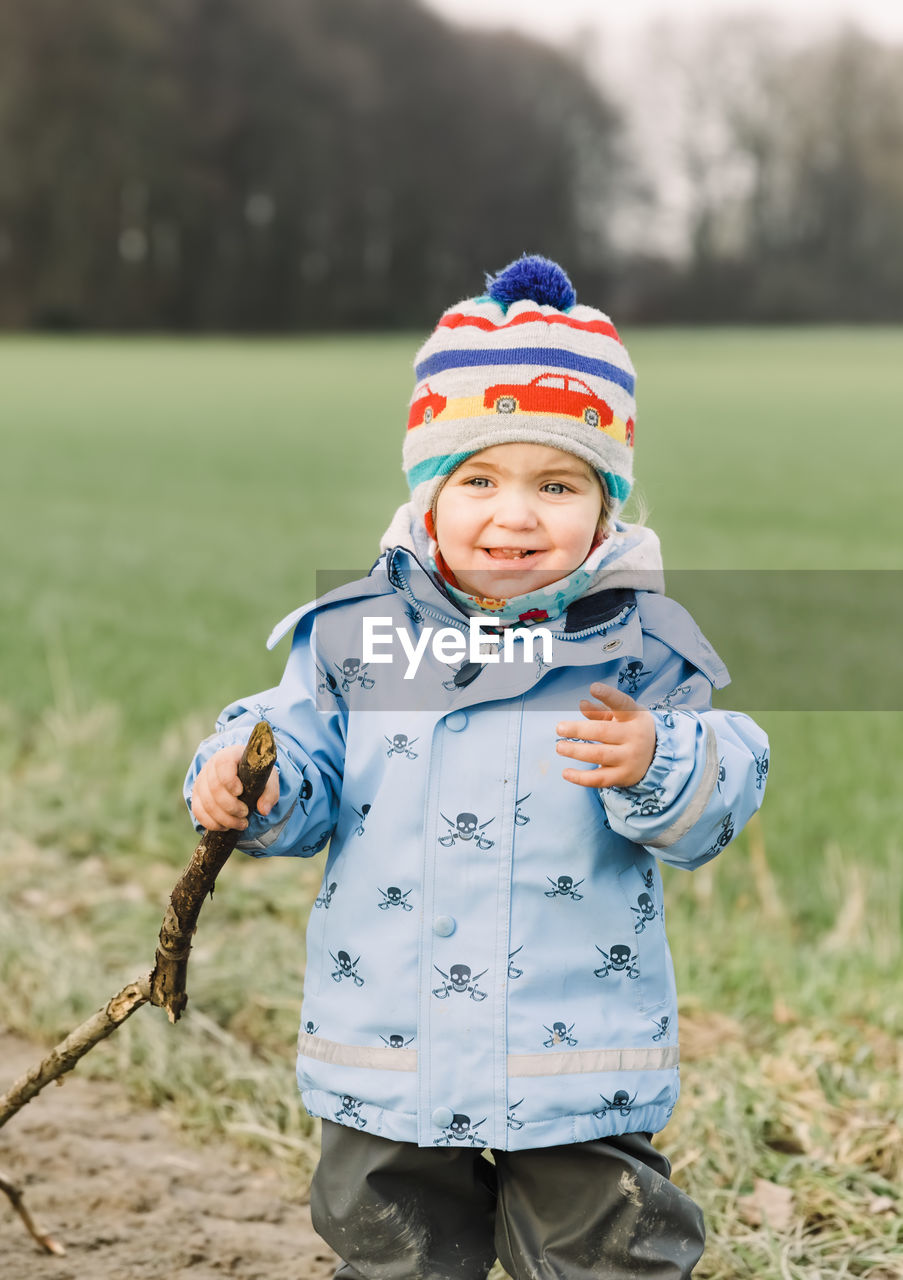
[482,548,541,560]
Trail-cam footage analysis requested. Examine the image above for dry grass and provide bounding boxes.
[2,702,901,1276]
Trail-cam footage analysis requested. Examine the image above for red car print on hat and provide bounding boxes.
[484,374,614,429]
[407,385,448,430]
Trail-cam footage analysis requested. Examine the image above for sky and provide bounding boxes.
[422,0,903,44]
[421,0,903,257]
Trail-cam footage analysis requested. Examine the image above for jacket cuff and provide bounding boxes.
[602,710,719,849]
[612,708,698,804]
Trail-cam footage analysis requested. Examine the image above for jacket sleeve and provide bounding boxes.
[183,611,346,857]
[599,613,769,870]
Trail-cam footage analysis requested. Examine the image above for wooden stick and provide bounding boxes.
[0,722,276,1249]
[0,721,276,1130]
[148,720,277,1021]
[0,1170,66,1256]
[0,980,150,1133]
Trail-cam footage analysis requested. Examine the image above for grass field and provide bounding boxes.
[1,331,902,1278]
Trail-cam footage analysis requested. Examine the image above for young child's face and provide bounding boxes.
[434,442,604,599]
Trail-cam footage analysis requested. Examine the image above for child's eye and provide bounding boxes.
[465,476,492,488]
[542,482,571,495]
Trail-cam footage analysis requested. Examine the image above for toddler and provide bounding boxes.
[187,256,768,1279]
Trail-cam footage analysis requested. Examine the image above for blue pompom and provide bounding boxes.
[485,254,576,311]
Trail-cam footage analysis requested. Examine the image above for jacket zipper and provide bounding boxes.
[389,551,637,643]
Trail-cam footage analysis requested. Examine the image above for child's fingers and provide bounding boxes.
[561,765,615,788]
[257,766,280,816]
[206,776,248,820]
[556,738,620,768]
[212,744,246,796]
[575,698,615,722]
[561,761,645,789]
[556,717,627,744]
[589,682,641,719]
[191,790,248,832]
[193,743,279,827]
[195,779,248,827]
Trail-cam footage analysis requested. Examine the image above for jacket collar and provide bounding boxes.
[383,543,643,642]
[381,545,645,714]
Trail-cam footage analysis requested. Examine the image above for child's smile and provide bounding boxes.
[434,443,604,599]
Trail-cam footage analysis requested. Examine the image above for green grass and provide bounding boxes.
[1,332,902,1277]
[2,328,901,734]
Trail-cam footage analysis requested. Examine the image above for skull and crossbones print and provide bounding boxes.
[432,963,488,1001]
[434,1113,487,1147]
[316,663,343,698]
[334,1095,367,1127]
[618,660,647,695]
[651,704,676,729]
[755,750,769,789]
[314,880,337,909]
[631,892,657,932]
[594,943,640,980]
[299,827,334,854]
[330,950,364,985]
[297,771,313,817]
[352,803,371,836]
[384,733,419,760]
[594,1088,637,1118]
[545,874,584,901]
[655,683,692,711]
[441,660,469,692]
[336,657,375,693]
[438,811,495,850]
[380,1033,415,1048]
[651,1015,671,1041]
[625,786,666,819]
[543,1021,578,1047]
[701,812,735,859]
[378,885,413,911]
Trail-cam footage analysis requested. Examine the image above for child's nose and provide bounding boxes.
[492,489,539,529]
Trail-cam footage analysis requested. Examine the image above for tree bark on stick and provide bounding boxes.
[0,721,276,1250]
[148,721,277,1022]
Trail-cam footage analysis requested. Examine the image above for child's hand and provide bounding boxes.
[556,683,656,789]
[190,743,280,832]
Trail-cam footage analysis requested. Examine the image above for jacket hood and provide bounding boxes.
[378,500,666,600]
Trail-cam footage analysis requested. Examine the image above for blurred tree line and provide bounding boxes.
[0,0,621,329]
[0,1,901,329]
[646,19,903,322]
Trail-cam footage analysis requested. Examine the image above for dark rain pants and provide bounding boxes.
[310,1119,705,1280]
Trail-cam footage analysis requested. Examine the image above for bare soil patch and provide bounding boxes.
[0,1035,338,1280]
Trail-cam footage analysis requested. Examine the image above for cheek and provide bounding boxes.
[552,509,599,559]
[434,494,479,558]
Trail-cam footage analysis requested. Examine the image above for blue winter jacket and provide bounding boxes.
[185,544,768,1151]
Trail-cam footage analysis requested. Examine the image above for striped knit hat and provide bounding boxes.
[403,255,636,521]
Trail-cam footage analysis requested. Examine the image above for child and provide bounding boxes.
[186,256,768,1279]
